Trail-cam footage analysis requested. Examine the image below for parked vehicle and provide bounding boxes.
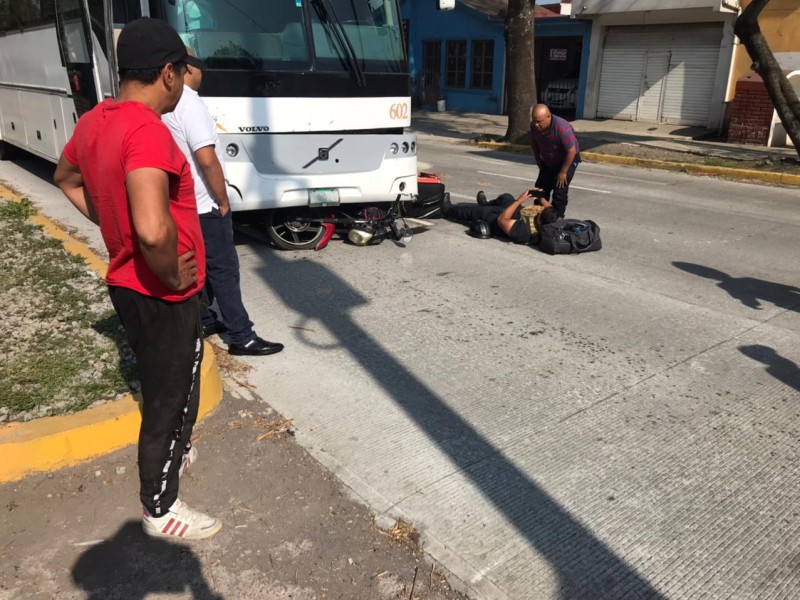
[543,78,578,112]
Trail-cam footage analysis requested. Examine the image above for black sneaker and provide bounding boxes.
[202,321,226,338]
[476,191,488,206]
[228,337,284,356]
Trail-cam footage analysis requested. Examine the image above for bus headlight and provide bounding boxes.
[389,143,399,154]
[226,144,239,158]
[401,142,410,153]
[410,142,416,153]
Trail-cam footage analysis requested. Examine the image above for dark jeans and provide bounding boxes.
[446,193,519,235]
[108,286,203,517]
[199,211,255,345]
[535,158,580,218]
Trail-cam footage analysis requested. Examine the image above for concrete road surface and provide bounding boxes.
[3,136,800,600]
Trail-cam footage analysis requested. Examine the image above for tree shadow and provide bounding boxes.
[71,521,223,599]
[256,251,665,599]
[739,345,800,394]
[673,262,800,312]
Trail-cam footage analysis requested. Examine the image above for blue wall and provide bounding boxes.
[402,1,505,114]
[401,1,592,117]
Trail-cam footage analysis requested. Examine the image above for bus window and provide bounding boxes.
[152,0,311,70]
[112,0,141,25]
[0,0,13,33]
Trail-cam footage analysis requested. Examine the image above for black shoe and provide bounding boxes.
[228,336,284,356]
[202,321,226,338]
[476,191,488,206]
[440,192,452,218]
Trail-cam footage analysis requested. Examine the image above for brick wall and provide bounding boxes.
[727,72,774,146]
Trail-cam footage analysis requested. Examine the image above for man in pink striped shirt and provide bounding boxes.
[530,103,581,218]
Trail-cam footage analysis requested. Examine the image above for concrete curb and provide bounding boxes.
[0,183,224,483]
[475,141,800,187]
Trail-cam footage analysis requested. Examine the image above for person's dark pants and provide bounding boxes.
[446,193,519,235]
[199,211,255,345]
[534,159,580,218]
[108,286,203,517]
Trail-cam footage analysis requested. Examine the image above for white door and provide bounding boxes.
[637,52,669,122]
[596,25,723,126]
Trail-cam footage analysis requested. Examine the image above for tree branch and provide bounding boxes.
[734,0,800,155]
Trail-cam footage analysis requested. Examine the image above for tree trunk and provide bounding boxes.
[503,0,536,144]
[734,0,800,157]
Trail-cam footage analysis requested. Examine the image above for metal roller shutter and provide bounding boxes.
[596,24,723,126]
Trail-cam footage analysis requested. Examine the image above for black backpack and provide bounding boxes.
[538,218,602,255]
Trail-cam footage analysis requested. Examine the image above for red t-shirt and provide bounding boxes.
[64,99,205,301]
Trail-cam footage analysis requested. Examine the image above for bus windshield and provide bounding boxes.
[154,0,405,73]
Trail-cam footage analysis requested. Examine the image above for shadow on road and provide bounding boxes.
[739,345,800,394]
[674,262,800,312]
[71,521,222,600]
[256,249,665,599]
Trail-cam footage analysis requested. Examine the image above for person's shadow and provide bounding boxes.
[673,262,800,311]
[739,345,800,394]
[71,521,222,599]
[92,314,137,385]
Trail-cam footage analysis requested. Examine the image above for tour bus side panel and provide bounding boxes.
[0,89,26,150]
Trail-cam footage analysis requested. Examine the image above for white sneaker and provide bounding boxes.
[142,499,222,540]
[179,445,197,478]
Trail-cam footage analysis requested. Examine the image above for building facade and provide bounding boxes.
[574,0,739,130]
[401,0,591,118]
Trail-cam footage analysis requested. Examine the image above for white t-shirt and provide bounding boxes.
[162,85,227,215]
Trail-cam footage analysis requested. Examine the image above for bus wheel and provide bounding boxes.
[265,209,326,250]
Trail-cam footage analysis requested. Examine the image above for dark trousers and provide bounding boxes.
[199,211,254,345]
[108,286,203,517]
[535,159,580,218]
[446,193,519,235]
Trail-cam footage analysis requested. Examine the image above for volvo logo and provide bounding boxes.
[303,138,343,169]
[238,126,270,132]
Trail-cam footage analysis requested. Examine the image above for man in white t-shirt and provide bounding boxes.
[163,48,283,356]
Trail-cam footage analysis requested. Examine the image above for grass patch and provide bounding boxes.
[0,198,135,421]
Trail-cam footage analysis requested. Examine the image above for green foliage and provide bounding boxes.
[0,197,36,219]
[0,199,134,418]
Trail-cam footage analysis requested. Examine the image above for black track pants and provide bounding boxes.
[108,286,203,517]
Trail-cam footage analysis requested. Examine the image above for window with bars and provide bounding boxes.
[445,40,466,88]
[470,39,494,90]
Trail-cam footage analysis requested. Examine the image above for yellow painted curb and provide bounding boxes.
[0,182,225,483]
[0,343,222,483]
[475,141,800,187]
[0,183,107,277]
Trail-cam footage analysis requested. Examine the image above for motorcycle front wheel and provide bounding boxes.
[265,209,327,251]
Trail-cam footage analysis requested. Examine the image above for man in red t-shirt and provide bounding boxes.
[54,18,221,540]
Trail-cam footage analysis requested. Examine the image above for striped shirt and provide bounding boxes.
[531,114,580,169]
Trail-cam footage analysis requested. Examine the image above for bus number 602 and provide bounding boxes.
[389,103,409,120]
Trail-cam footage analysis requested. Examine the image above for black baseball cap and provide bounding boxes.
[117,18,206,71]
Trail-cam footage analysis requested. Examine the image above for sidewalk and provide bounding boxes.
[0,177,469,599]
[409,110,800,182]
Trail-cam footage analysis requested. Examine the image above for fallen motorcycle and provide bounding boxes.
[264,200,420,251]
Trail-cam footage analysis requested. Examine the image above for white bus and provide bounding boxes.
[0,0,422,249]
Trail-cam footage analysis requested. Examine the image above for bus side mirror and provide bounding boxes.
[437,0,455,10]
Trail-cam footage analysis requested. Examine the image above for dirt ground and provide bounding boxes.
[0,352,470,600]
[471,135,800,175]
[580,140,800,174]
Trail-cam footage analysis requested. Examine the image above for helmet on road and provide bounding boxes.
[468,220,491,239]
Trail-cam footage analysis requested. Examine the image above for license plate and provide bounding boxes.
[308,188,340,207]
